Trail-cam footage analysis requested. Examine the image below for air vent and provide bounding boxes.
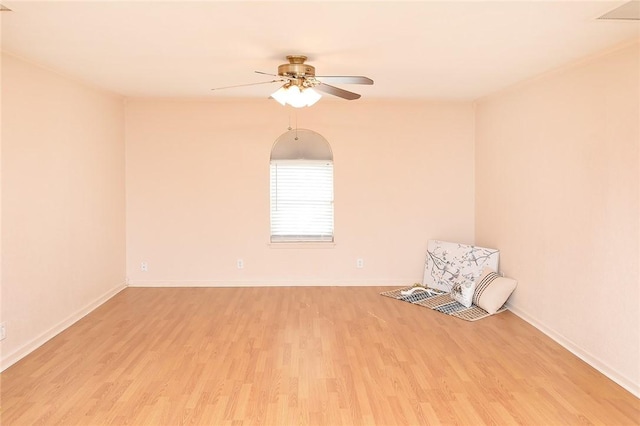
[598,1,640,20]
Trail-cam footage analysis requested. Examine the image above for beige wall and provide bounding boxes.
[1,54,126,370]
[125,99,475,286]
[475,42,639,395]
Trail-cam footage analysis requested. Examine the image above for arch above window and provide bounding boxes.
[270,129,333,161]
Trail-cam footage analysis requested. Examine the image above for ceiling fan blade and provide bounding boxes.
[211,79,285,91]
[315,76,374,85]
[255,70,279,77]
[315,83,361,100]
[255,71,299,83]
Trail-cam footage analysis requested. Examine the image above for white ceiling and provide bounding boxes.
[1,1,638,101]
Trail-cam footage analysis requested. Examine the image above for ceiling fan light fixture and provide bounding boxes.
[286,85,307,108]
[271,86,289,106]
[304,88,322,106]
[270,85,322,108]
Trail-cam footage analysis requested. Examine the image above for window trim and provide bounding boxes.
[267,241,336,249]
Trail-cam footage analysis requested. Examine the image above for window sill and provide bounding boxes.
[268,241,336,249]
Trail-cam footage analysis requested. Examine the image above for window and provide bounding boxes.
[270,129,334,243]
[270,160,333,242]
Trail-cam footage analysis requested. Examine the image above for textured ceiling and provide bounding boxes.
[1,1,638,100]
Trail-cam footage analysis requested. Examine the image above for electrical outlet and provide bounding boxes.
[141,262,148,272]
[0,322,6,341]
[356,258,364,269]
[237,259,244,269]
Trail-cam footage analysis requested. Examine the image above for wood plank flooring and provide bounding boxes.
[1,287,638,425]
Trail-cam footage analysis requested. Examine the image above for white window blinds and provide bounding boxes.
[270,160,334,242]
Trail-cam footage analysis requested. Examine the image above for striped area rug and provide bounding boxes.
[380,287,507,321]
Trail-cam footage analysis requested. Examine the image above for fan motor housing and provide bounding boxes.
[278,55,315,77]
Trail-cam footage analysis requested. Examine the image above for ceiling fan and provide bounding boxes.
[212,55,374,107]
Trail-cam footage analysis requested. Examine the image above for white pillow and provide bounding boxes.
[473,267,517,314]
[450,277,476,308]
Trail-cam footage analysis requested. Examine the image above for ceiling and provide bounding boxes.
[1,1,638,101]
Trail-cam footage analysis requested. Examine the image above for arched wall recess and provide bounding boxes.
[270,129,333,161]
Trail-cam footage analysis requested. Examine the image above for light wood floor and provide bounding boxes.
[1,287,638,425]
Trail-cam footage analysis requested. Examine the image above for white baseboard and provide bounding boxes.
[128,279,410,287]
[507,303,640,398]
[1,281,127,372]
